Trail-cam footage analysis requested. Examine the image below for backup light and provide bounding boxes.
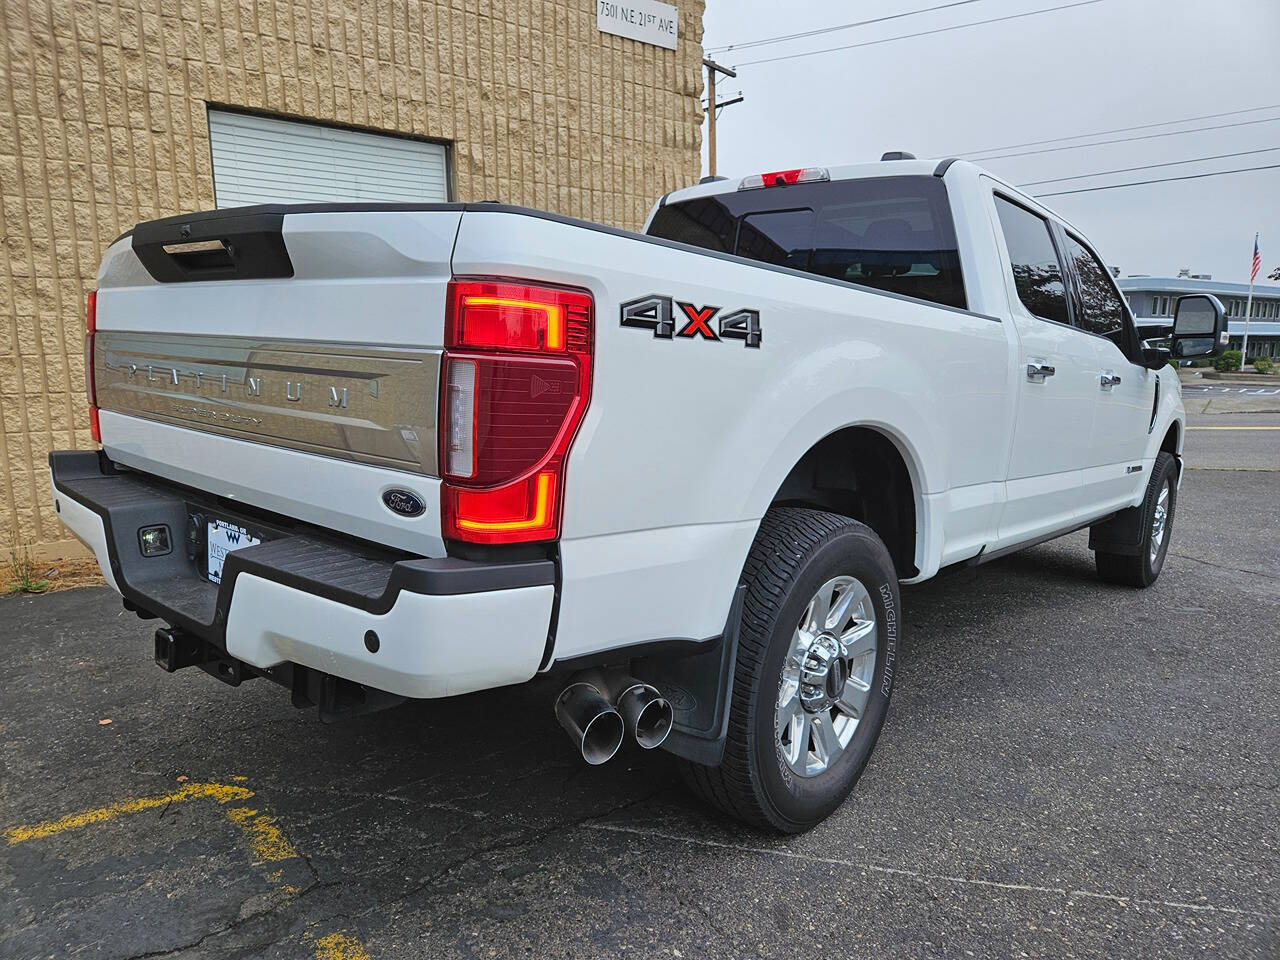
[445,358,477,478]
[739,167,830,190]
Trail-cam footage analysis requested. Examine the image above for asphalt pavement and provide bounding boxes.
[1183,385,1280,470]
[2,417,1277,959]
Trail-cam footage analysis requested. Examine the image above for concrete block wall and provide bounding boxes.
[0,0,705,558]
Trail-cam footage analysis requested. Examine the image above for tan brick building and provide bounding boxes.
[1,0,706,559]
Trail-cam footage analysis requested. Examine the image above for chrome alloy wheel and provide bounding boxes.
[1150,480,1171,563]
[776,575,877,777]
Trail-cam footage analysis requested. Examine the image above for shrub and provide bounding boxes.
[1213,350,1242,373]
[1253,355,1275,375]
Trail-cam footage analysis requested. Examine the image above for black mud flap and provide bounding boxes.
[1089,503,1147,557]
[633,584,746,767]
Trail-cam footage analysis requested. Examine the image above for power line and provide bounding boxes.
[706,0,989,53]
[1034,162,1280,197]
[958,103,1280,159]
[1017,145,1280,186]
[732,0,1107,68]
[970,114,1280,162]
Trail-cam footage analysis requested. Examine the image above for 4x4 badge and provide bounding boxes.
[621,294,761,348]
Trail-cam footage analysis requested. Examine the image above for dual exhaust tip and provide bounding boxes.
[555,669,672,765]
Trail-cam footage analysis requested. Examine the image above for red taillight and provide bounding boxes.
[449,280,571,352]
[85,290,100,444]
[440,278,592,544]
[450,471,556,538]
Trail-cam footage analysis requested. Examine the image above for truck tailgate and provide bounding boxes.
[93,205,463,557]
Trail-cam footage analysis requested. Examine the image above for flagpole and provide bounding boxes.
[1241,232,1256,372]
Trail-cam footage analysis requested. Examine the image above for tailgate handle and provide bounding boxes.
[131,210,294,283]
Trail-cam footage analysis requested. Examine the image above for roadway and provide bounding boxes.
[1184,387,1280,470]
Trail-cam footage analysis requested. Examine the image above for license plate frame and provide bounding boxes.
[206,518,261,585]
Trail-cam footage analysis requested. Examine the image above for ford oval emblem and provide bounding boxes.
[382,488,425,518]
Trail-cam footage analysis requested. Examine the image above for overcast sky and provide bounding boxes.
[699,0,1280,285]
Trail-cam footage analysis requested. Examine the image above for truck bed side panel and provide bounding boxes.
[452,210,1012,661]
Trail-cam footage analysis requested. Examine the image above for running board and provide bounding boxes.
[968,514,1115,566]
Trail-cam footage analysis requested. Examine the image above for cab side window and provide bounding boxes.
[994,196,1070,326]
[1063,234,1128,350]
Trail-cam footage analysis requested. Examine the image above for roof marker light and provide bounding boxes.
[739,167,829,190]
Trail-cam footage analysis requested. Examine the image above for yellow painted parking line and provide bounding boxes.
[1187,425,1280,430]
[312,931,373,960]
[225,806,300,863]
[5,779,371,958]
[4,781,253,845]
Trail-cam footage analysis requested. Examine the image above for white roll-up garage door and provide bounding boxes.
[208,109,450,208]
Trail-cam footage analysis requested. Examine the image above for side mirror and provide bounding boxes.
[1171,294,1228,358]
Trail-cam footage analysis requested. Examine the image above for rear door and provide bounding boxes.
[988,191,1098,545]
[1060,231,1155,515]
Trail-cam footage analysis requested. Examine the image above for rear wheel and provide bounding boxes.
[1095,451,1178,587]
[680,507,899,833]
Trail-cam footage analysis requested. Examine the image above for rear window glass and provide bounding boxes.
[737,209,813,270]
[647,175,967,310]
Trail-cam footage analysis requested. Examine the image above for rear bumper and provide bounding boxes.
[49,451,556,699]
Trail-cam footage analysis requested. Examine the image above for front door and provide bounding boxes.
[1061,232,1156,516]
[989,192,1098,546]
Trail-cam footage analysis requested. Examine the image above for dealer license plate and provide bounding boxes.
[207,519,260,584]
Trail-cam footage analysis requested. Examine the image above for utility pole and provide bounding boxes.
[703,58,737,178]
[1241,281,1255,371]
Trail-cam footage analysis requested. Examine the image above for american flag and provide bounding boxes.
[1252,233,1261,283]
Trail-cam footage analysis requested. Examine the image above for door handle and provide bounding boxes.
[1026,359,1056,383]
[1100,372,1122,390]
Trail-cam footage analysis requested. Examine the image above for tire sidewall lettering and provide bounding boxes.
[878,581,896,699]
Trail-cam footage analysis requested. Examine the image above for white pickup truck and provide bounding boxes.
[52,156,1228,832]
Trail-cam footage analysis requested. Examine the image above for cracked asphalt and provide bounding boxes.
[2,415,1277,959]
